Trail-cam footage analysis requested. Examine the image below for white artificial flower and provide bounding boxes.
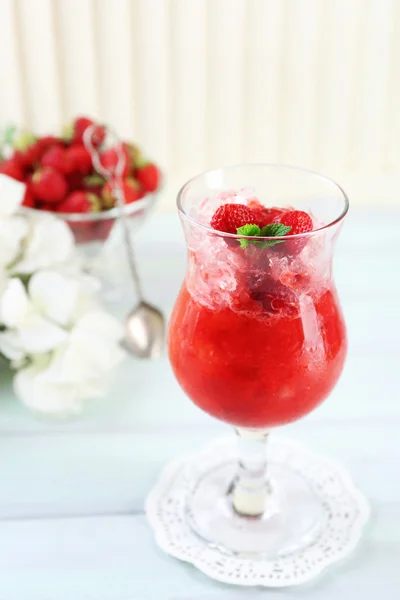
[41,310,125,384]
[0,174,25,217]
[14,358,84,415]
[0,214,29,267]
[12,212,75,274]
[0,266,6,298]
[13,310,125,415]
[0,276,69,357]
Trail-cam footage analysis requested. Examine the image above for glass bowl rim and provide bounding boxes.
[177,162,349,241]
[20,192,157,222]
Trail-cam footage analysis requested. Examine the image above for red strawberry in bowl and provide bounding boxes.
[135,162,161,193]
[57,190,101,214]
[64,116,105,147]
[101,178,141,209]
[100,144,131,178]
[36,135,62,158]
[57,190,115,244]
[66,144,92,175]
[12,131,41,169]
[41,145,73,175]
[31,168,67,204]
[0,158,24,181]
[22,186,35,208]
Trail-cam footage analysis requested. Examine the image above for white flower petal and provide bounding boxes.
[38,313,125,384]
[0,175,25,217]
[0,330,25,360]
[0,267,6,298]
[75,310,124,342]
[13,213,75,274]
[58,335,120,382]
[13,363,81,415]
[0,215,29,267]
[77,375,110,398]
[29,271,79,326]
[18,313,68,353]
[0,278,30,327]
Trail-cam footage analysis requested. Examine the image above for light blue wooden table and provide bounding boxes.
[0,208,399,599]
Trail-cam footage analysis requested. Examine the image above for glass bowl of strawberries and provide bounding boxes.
[0,116,161,265]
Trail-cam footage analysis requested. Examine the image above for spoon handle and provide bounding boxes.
[113,183,144,301]
[83,126,144,302]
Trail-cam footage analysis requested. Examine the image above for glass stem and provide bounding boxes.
[232,428,272,517]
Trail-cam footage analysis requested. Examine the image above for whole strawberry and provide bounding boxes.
[210,203,255,234]
[22,187,35,208]
[31,168,67,204]
[101,178,141,209]
[100,144,130,178]
[247,200,285,228]
[66,145,92,175]
[275,210,313,255]
[41,145,73,175]
[135,162,160,193]
[57,190,101,213]
[36,135,62,158]
[64,116,105,147]
[0,158,24,181]
[14,143,42,170]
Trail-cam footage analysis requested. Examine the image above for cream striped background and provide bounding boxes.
[0,0,399,208]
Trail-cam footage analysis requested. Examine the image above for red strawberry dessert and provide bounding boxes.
[169,189,347,428]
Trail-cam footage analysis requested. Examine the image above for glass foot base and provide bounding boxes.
[187,461,322,556]
[146,435,370,587]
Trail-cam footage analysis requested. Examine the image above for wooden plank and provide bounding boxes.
[0,511,398,599]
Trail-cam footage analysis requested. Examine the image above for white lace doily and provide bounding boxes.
[146,436,370,587]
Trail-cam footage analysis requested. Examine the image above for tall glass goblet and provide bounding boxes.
[168,164,349,556]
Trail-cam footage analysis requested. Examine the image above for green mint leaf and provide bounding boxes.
[260,223,291,237]
[236,223,261,249]
[236,222,292,249]
[260,223,291,246]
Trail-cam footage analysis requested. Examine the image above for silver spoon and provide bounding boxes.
[83,125,165,359]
